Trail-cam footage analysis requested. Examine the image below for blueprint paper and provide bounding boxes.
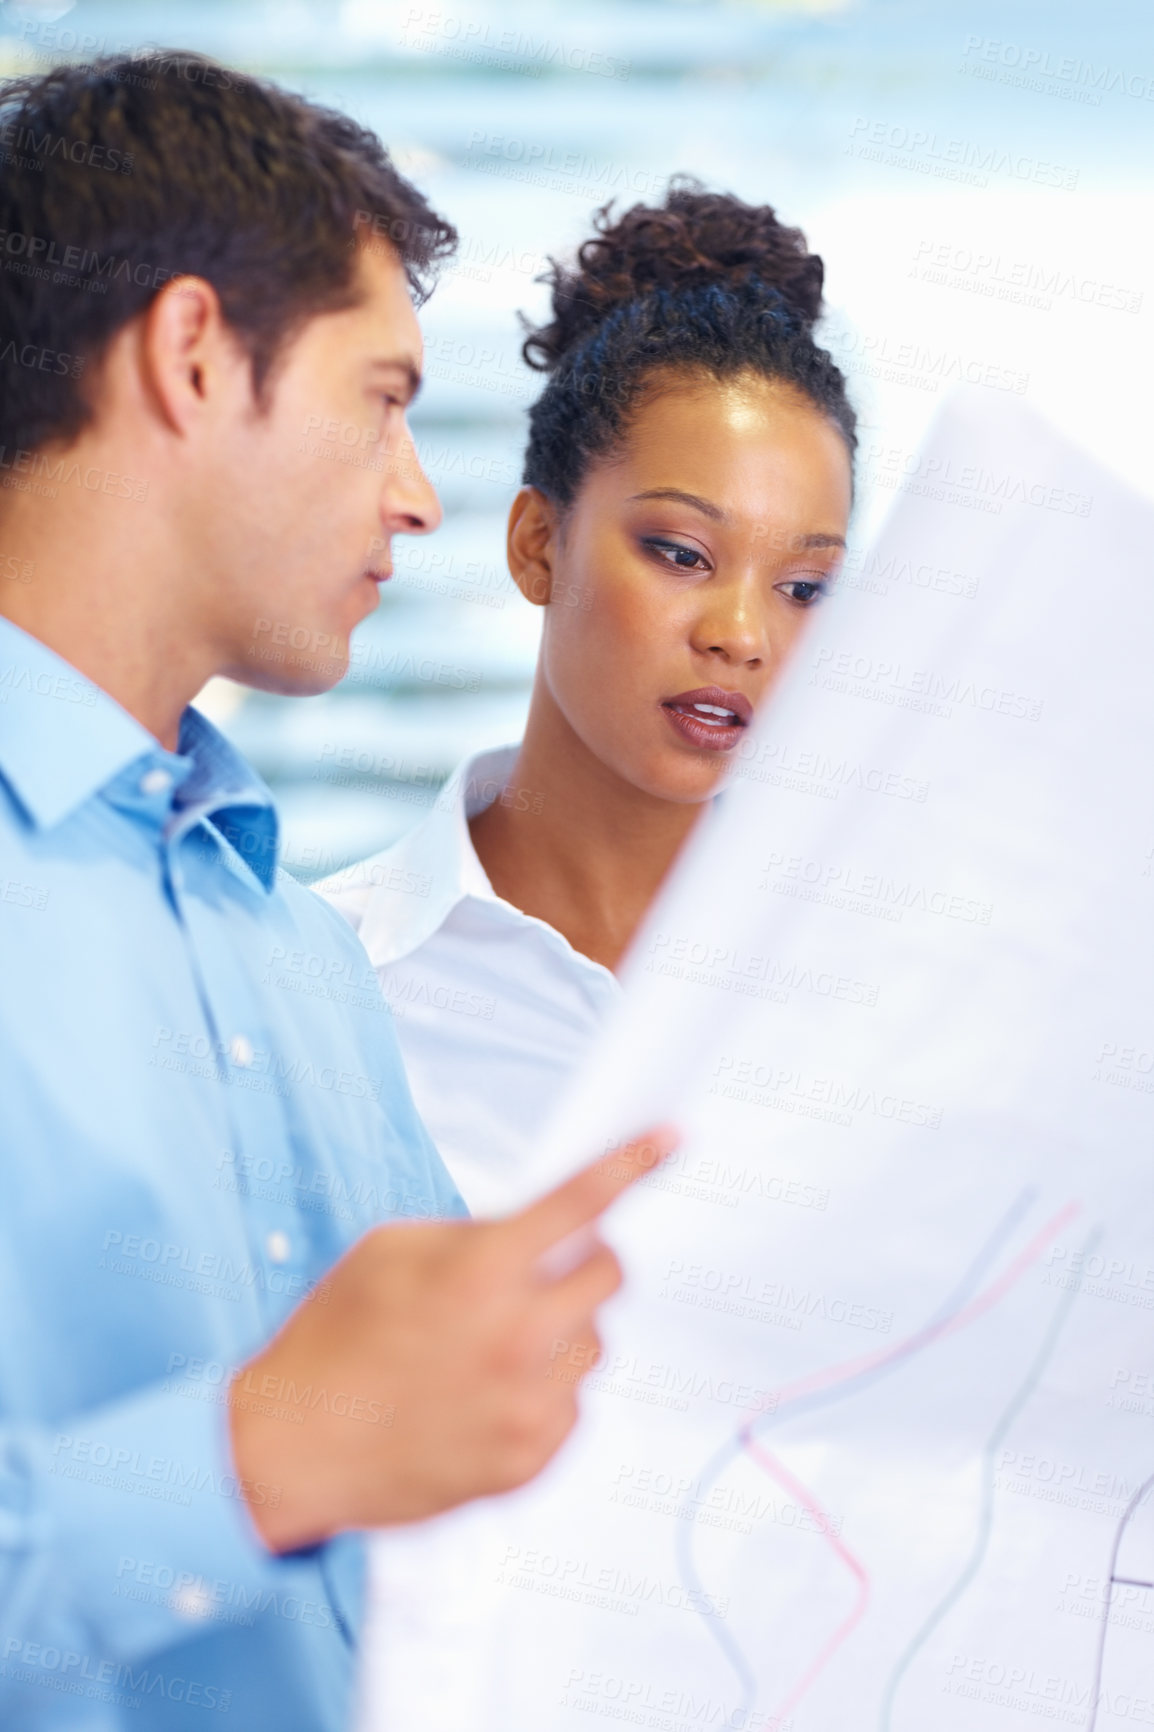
[357,391,1154,1732]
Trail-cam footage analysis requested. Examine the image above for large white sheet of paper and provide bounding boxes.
[357,391,1154,1732]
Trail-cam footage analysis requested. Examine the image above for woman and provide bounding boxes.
[319,182,855,1214]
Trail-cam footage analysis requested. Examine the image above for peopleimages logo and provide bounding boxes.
[0,449,147,508]
[0,119,134,173]
[960,34,1154,103]
[910,238,1143,315]
[860,442,1093,518]
[401,8,631,79]
[0,1638,229,1713]
[846,116,1079,189]
[810,647,1044,722]
[0,341,83,378]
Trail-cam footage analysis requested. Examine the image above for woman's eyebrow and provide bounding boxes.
[627,495,846,554]
[627,487,726,521]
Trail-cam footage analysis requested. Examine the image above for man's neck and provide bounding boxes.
[0,472,209,749]
[469,686,704,973]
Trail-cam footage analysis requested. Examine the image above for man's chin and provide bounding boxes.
[224,649,350,698]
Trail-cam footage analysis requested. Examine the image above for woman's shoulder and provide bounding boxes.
[311,841,400,936]
[310,741,522,966]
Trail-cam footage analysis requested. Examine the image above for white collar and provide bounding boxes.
[351,743,519,968]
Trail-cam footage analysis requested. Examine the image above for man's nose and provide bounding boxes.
[380,418,442,536]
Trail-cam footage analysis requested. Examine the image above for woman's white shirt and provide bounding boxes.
[317,749,623,1723]
[314,744,622,1216]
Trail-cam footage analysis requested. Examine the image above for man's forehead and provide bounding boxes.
[359,262,422,384]
[352,238,421,329]
[277,238,423,398]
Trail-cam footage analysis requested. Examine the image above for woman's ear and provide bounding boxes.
[506,486,559,607]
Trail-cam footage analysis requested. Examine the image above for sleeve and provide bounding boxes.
[288,877,470,1226]
[0,1383,332,1709]
[370,1004,470,1224]
[391,1082,471,1224]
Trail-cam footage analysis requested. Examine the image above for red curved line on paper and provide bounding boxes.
[741,1434,870,1731]
[733,1200,1080,1726]
[745,1203,1081,1427]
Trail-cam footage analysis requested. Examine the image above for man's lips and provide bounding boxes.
[661,685,753,753]
[366,568,393,584]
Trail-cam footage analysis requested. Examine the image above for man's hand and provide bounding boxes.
[229,1129,676,1552]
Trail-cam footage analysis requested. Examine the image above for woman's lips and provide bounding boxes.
[661,685,753,754]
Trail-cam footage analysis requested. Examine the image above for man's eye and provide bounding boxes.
[643,537,708,571]
[776,578,828,606]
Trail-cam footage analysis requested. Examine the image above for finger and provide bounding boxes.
[538,1321,602,1391]
[511,1125,679,1263]
[535,1241,622,1328]
[524,1390,583,1487]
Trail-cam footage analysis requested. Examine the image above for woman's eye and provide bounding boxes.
[776,577,828,606]
[643,537,708,572]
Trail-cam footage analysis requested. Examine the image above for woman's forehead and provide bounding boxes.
[596,379,853,526]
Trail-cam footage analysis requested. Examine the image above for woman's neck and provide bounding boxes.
[469,684,705,973]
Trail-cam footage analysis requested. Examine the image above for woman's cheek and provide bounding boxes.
[540,582,602,711]
[599,566,671,652]
[552,571,635,669]
[544,578,644,742]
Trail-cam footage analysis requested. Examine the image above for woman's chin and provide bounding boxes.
[624,748,733,807]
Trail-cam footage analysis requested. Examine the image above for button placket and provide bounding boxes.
[169,827,313,1335]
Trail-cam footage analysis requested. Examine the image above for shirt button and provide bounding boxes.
[139,767,173,797]
[229,1034,254,1067]
[266,1230,291,1264]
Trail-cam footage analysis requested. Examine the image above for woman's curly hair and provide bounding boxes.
[520,178,855,506]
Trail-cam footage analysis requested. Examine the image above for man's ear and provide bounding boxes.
[506,486,559,607]
[139,274,246,435]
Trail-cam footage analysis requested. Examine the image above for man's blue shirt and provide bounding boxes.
[0,617,465,1729]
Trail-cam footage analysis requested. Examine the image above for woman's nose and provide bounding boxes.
[690,583,769,669]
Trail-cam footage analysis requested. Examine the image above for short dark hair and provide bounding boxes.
[0,51,457,454]
[521,180,855,507]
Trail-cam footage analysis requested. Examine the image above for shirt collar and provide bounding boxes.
[0,615,157,829]
[354,743,519,966]
[0,617,279,890]
[170,705,280,893]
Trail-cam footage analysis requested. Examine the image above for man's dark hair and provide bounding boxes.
[0,51,457,454]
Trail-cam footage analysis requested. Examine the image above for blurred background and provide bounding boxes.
[2,0,1149,880]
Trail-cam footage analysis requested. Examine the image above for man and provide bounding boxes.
[0,50,670,1729]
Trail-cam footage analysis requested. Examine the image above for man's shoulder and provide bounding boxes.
[278,858,383,947]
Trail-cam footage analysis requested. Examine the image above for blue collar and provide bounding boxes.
[0,617,279,890]
[0,614,155,828]
[172,705,280,892]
